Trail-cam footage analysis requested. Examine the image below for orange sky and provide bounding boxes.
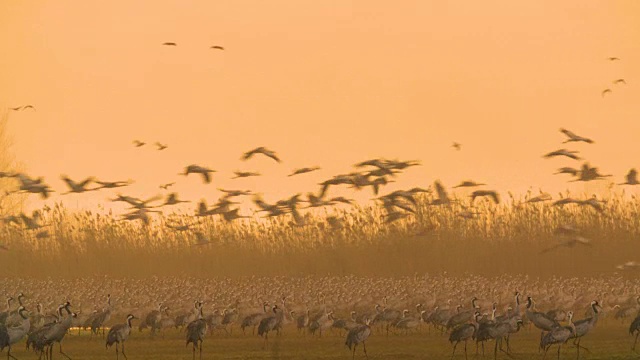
[1,0,639,213]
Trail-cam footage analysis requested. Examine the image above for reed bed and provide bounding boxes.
[1,190,639,279]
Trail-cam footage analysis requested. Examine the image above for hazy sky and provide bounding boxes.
[1,1,639,212]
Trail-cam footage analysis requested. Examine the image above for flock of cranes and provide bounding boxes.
[1,275,640,359]
[1,126,639,266]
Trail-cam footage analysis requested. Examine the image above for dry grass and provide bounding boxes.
[1,189,639,279]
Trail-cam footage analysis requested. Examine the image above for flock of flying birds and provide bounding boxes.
[601,57,626,97]
[0,121,639,270]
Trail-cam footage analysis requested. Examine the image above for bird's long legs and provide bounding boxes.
[122,342,128,360]
[59,342,72,360]
[7,345,18,360]
[633,332,639,351]
[451,341,459,359]
[363,341,368,359]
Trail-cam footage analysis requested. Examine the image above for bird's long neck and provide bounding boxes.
[127,317,133,328]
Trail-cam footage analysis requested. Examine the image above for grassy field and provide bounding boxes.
[6,322,639,360]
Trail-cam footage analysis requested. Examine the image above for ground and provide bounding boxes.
[9,321,639,360]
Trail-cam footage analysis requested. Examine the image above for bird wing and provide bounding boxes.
[601,89,611,96]
[490,192,500,204]
[434,181,448,202]
[560,128,578,139]
[265,151,281,162]
[202,172,211,184]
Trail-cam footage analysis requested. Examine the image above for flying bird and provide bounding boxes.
[601,89,612,97]
[155,142,168,150]
[619,169,639,185]
[607,57,620,61]
[470,190,500,205]
[453,180,486,188]
[159,182,175,190]
[132,140,145,147]
[180,165,216,184]
[162,42,177,46]
[540,235,591,254]
[554,167,579,177]
[543,149,580,160]
[242,147,281,163]
[452,142,461,151]
[288,167,320,177]
[95,180,132,189]
[613,79,626,85]
[10,105,35,111]
[233,171,261,179]
[210,45,224,50]
[616,261,640,271]
[430,180,451,205]
[560,128,594,144]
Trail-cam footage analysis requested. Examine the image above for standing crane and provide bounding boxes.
[540,311,575,360]
[630,307,640,351]
[0,306,30,360]
[43,302,76,360]
[91,294,112,338]
[572,300,601,358]
[186,301,207,360]
[345,318,372,360]
[106,314,137,360]
[257,305,284,348]
[449,312,481,360]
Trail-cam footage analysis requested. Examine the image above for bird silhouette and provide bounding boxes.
[543,149,580,160]
[619,169,639,185]
[470,190,500,205]
[607,57,620,61]
[132,140,145,147]
[210,45,224,50]
[162,42,177,46]
[10,105,35,111]
[601,89,612,97]
[452,142,461,151]
[613,79,626,85]
[540,235,591,254]
[233,171,261,179]
[560,128,594,144]
[181,165,216,184]
[453,180,486,188]
[155,142,168,150]
[159,182,175,190]
[288,167,320,177]
[242,147,281,163]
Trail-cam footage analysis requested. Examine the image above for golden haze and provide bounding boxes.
[0,1,639,212]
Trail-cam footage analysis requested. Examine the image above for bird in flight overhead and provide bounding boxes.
[133,140,145,147]
[159,182,175,190]
[559,128,594,144]
[601,89,612,97]
[162,42,177,46]
[210,45,224,50]
[155,142,168,151]
[452,142,461,151]
[543,149,581,160]
[619,169,639,185]
[242,147,281,163]
[607,57,620,61]
[10,105,35,111]
[613,79,626,85]
[288,167,320,177]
